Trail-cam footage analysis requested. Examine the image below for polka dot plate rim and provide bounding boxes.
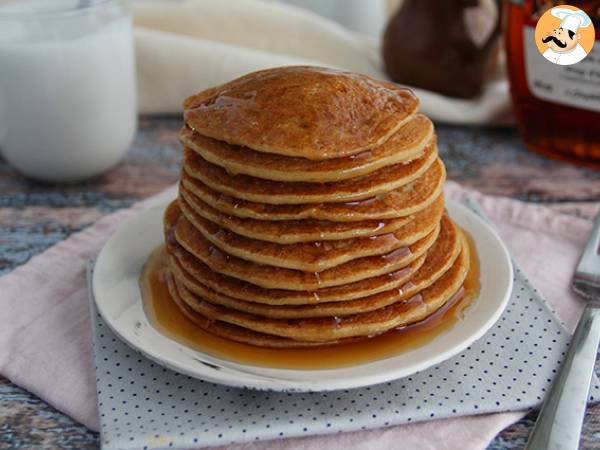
[92,198,513,392]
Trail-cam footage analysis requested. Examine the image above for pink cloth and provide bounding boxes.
[0,181,591,450]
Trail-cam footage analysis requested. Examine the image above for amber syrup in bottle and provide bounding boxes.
[505,0,600,167]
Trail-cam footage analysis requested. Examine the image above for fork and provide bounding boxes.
[525,210,600,450]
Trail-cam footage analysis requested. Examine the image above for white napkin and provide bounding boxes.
[132,0,512,125]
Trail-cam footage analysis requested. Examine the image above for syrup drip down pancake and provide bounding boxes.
[148,66,480,349]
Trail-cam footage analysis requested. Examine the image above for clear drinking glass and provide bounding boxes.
[0,0,137,182]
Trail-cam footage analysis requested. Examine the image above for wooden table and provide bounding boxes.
[1,117,600,449]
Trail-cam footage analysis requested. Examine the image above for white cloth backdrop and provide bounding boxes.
[132,0,513,124]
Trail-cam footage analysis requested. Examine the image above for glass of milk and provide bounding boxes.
[0,0,137,182]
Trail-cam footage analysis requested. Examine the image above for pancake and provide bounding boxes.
[183,66,419,160]
[171,239,469,342]
[167,228,462,318]
[174,213,439,290]
[183,143,438,205]
[180,113,434,182]
[167,274,357,348]
[165,201,440,290]
[179,184,421,244]
[178,192,444,271]
[167,216,460,305]
[180,158,445,222]
[167,241,422,306]
[166,212,459,305]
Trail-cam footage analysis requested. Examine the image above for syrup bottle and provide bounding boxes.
[505,0,600,166]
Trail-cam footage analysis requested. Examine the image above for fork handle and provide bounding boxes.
[525,305,600,450]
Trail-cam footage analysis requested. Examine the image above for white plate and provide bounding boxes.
[93,198,513,392]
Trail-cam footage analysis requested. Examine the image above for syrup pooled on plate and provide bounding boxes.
[140,231,480,370]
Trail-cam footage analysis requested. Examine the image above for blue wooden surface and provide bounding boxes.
[1,116,600,449]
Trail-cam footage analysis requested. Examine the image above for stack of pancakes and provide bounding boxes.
[163,66,471,348]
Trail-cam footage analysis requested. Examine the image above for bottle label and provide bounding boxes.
[523,26,600,113]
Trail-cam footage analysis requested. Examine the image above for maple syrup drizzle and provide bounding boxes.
[140,230,480,370]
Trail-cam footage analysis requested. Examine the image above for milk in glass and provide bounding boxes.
[0,0,137,181]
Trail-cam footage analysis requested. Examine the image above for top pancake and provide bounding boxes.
[180,113,434,182]
[183,66,419,160]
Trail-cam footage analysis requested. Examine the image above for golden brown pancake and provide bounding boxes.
[183,66,419,160]
[179,184,422,244]
[165,212,459,305]
[167,229,462,319]
[178,192,444,271]
[171,240,469,342]
[183,144,438,205]
[165,201,440,290]
[167,241,423,306]
[180,113,434,182]
[180,158,445,222]
[167,275,356,348]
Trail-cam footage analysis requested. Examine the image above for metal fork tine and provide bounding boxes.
[576,210,600,278]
